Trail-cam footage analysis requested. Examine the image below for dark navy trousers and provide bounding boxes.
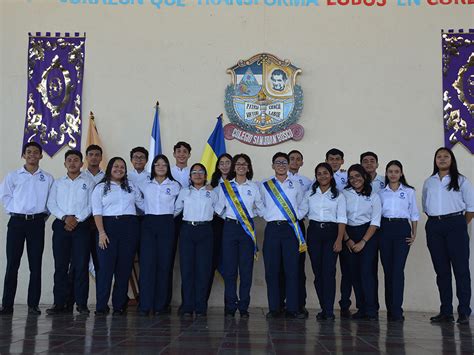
[426,215,471,316]
[2,216,45,308]
[179,223,213,314]
[279,220,306,310]
[379,218,411,319]
[307,221,339,317]
[207,215,224,301]
[222,220,255,312]
[263,222,300,313]
[166,213,183,308]
[52,219,90,307]
[139,214,175,312]
[338,243,352,310]
[96,216,139,312]
[346,223,378,317]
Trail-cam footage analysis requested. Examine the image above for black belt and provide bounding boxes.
[382,217,408,222]
[428,211,463,220]
[184,221,211,226]
[103,215,136,220]
[268,220,289,225]
[10,213,46,221]
[311,221,337,229]
[225,218,240,224]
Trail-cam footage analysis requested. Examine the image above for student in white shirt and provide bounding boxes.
[128,147,150,188]
[325,148,351,318]
[175,163,218,317]
[342,164,381,321]
[137,154,180,316]
[92,157,144,316]
[83,144,105,185]
[207,153,233,302]
[215,154,264,318]
[378,160,419,322]
[0,142,53,316]
[300,162,347,321]
[423,147,474,325]
[46,150,94,315]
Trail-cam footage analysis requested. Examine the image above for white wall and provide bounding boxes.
[0,0,473,312]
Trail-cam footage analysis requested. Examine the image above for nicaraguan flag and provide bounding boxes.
[200,115,226,178]
[147,105,162,172]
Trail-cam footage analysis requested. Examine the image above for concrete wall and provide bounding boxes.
[1,0,473,312]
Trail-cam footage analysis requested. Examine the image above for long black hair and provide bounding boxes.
[310,162,339,199]
[346,164,372,197]
[189,163,207,187]
[431,147,462,191]
[227,153,254,181]
[384,160,414,189]
[150,154,176,183]
[210,153,232,187]
[99,157,132,195]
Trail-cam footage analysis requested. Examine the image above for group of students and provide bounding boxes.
[0,141,472,325]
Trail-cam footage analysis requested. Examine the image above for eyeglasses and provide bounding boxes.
[235,163,248,167]
[274,160,288,166]
[191,170,205,175]
[132,155,146,161]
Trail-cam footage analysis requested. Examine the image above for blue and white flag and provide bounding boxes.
[147,104,162,172]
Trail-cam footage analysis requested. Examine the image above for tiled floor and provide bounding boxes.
[0,307,472,354]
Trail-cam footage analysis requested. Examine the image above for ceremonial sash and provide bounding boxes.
[263,178,307,253]
[221,180,258,260]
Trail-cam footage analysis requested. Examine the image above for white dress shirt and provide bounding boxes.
[83,169,105,185]
[260,177,303,222]
[371,174,386,194]
[288,171,313,193]
[215,179,265,219]
[139,178,181,215]
[47,172,95,222]
[1,167,54,214]
[92,181,144,216]
[334,170,348,191]
[378,184,419,221]
[171,166,190,188]
[422,174,474,216]
[175,185,218,222]
[128,169,151,187]
[300,187,347,224]
[342,188,382,227]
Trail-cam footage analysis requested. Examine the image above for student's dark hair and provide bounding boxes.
[65,149,83,161]
[150,154,176,183]
[288,150,303,160]
[228,154,254,181]
[360,151,378,163]
[99,157,131,195]
[86,144,103,155]
[346,164,372,197]
[272,152,289,164]
[130,146,149,161]
[173,141,192,153]
[22,142,42,155]
[325,148,344,160]
[210,153,233,187]
[310,162,339,199]
[384,160,414,189]
[189,163,207,186]
[431,147,462,191]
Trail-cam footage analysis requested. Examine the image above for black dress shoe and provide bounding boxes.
[285,311,305,319]
[0,306,13,315]
[430,313,454,323]
[351,311,366,320]
[138,311,149,317]
[46,305,66,315]
[155,309,169,316]
[316,312,326,321]
[366,315,379,321]
[240,310,250,319]
[457,314,469,324]
[181,312,193,318]
[95,309,109,316]
[388,315,405,322]
[224,310,236,318]
[299,307,309,319]
[195,312,207,318]
[325,314,336,321]
[112,309,125,316]
[340,309,352,319]
[28,306,41,315]
[76,305,90,315]
[266,311,281,319]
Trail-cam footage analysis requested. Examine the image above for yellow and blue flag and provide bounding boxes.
[200,114,226,177]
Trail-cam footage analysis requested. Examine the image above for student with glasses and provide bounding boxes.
[175,163,218,317]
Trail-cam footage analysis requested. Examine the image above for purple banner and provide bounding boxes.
[442,30,474,154]
[23,32,86,157]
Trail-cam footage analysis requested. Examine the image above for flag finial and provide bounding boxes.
[156,100,160,107]
[90,111,95,120]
